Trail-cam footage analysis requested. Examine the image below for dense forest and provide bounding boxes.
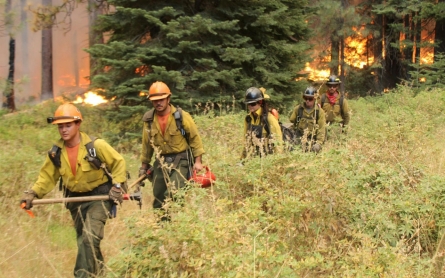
[2,0,445,111]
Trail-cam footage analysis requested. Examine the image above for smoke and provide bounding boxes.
[0,0,91,107]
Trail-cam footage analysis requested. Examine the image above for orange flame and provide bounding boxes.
[73,91,108,106]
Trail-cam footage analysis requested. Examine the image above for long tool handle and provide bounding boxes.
[30,174,147,205]
[32,195,110,205]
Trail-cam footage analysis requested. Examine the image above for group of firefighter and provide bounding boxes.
[242,75,350,157]
[19,75,350,277]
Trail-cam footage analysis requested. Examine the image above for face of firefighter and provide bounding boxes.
[152,96,170,115]
[327,84,339,94]
[303,97,315,109]
[247,101,260,113]
[58,121,81,147]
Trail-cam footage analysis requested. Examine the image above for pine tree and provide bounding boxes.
[371,0,440,88]
[87,0,311,116]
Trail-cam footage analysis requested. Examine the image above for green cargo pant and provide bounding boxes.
[152,158,189,209]
[68,200,111,278]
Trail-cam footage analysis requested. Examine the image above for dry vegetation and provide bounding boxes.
[1,85,445,277]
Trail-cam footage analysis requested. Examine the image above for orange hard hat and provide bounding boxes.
[48,103,83,125]
[148,81,171,100]
[189,166,216,188]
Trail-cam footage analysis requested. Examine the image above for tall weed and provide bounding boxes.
[2,87,445,277]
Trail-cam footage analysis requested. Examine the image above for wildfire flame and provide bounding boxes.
[73,91,108,106]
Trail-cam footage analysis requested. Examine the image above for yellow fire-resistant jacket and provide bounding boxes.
[318,92,350,125]
[141,105,205,164]
[241,107,283,159]
[32,132,127,198]
[289,103,326,144]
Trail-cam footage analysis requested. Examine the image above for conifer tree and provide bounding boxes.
[87,0,311,114]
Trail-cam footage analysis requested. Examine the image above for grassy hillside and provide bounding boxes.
[1,85,445,277]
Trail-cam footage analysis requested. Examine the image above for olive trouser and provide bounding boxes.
[68,200,111,278]
[152,157,189,209]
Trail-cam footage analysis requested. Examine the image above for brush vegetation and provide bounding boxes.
[1,85,445,277]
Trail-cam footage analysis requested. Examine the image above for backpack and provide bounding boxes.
[245,111,297,149]
[142,106,194,176]
[295,105,320,125]
[142,107,188,144]
[279,122,298,148]
[48,135,110,190]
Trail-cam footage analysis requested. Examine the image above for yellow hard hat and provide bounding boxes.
[259,87,270,99]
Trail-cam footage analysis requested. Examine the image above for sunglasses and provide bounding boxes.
[248,102,259,106]
[327,84,338,88]
[303,97,314,101]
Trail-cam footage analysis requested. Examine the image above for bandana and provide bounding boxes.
[326,91,338,106]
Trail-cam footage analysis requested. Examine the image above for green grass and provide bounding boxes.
[1,86,445,277]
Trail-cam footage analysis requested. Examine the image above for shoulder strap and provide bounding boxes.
[142,109,155,129]
[321,94,326,105]
[262,113,271,137]
[174,107,186,137]
[142,109,155,122]
[84,135,113,182]
[174,106,190,145]
[48,145,61,168]
[296,106,304,124]
[85,136,98,158]
[47,144,63,191]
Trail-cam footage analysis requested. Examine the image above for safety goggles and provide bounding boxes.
[327,84,338,88]
[303,97,314,101]
[248,102,259,106]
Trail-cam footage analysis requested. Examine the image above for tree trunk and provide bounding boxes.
[2,0,15,111]
[41,0,53,101]
[339,0,348,93]
[330,38,339,76]
[88,0,104,78]
[372,13,384,93]
[435,20,445,57]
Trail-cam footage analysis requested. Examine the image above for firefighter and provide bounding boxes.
[20,103,127,278]
[139,81,205,219]
[260,86,279,120]
[318,75,350,138]
[289,86,326,153]
[241,87,283,159]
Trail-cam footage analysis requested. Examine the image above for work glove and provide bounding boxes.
[139,165,154,185]
[138,167,147,187]
[311,143,322,153]
[109,184,123,205]
[20,189,36,210]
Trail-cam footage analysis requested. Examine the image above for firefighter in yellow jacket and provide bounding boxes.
[241,87,283,159]
[318,75,350,138]
[20,103,127,278]
[289,87,326,153]
[139,81,205,218]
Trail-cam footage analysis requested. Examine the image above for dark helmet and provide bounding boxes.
[326,75,341,85]
[303,87,317,98]
[244,87,264,104]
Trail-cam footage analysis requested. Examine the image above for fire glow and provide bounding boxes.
[73,91,108,106]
